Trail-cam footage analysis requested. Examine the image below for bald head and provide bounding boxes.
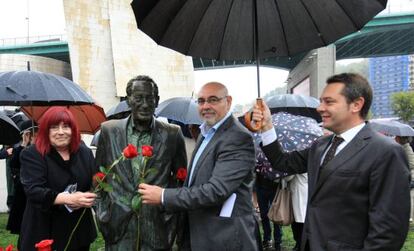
[197,82,232,126]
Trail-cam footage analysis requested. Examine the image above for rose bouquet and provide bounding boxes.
[64,144,155,251]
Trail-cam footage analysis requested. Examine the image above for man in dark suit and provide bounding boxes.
[252,73,410,251]
[95,75,187,250]
[139,82,259,251]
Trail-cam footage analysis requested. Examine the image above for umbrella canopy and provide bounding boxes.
[10,111,30,129]
[21,105,106,134]
[155,97,202,125]
[254,112,322,180]
[0,110,21,145]
[265,94,321,122]
[370,120,414,136]
[0,71,95,106]
[106,100,131,120]
[132,0,386,60]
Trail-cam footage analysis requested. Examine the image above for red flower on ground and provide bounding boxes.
[4,245,14,251]
[141,145,153,157]
[176,167,187,182]
[123,144,139,159]
[35,239,54,251]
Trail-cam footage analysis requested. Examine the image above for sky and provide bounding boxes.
[0,0,413,106]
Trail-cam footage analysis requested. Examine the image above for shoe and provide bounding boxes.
[262,240,273,250]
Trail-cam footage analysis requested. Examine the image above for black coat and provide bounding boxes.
[19,142,97,251]
[6,145,26,234]
[262,124,410,251]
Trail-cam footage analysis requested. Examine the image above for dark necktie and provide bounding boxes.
[321,136,344,167]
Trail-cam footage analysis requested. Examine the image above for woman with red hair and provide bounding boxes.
[19,107,97,251]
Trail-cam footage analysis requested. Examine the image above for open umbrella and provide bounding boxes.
[254,112,322,180]
[21,105,106,134]
[0,110,21,145]
[370,120,414,136]
[106,100,131,120]
[132,0,386,131]
[0,71,95,106]
[132,0,386,96]
[155,97,202,125]
[266,94,321,122]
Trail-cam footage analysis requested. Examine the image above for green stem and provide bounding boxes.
[65,156,125,251]
[63,208,87,251]
[136,214,140,251]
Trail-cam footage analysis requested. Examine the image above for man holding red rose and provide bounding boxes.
[95,75,187,250]
[139,82,259,251]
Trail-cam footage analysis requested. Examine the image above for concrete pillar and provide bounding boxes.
[286,45,336,98]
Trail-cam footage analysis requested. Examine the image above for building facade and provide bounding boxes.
[369,55,411,118]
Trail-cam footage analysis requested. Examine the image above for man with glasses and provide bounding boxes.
[95,75,187,250]
[139,82,259,251]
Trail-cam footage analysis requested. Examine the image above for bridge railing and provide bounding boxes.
[0,34,67,47]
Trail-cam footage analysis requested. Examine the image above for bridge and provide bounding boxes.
[0,12,413,70]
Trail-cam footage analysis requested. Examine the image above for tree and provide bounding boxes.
[335,59,369,79]
[391,92,414,123]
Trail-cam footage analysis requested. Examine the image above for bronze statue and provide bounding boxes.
[95,75,187,250]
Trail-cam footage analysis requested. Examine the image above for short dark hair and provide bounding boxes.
[326,73,372,119]
[126,75,159,97]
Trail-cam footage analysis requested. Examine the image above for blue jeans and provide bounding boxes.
[256,185,282,244]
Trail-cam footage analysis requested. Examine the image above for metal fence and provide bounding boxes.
[0,34,67,47]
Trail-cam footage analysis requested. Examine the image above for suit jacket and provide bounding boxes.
[95,116,187,248]
[164,116,258,251]
[262,123,410,251]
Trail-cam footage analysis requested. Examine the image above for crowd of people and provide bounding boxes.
[1,72,412,251]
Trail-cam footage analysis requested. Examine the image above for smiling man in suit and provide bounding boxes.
[252,73,410,251]
[139,82,258,251]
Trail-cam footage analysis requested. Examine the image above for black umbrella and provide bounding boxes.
[0,70,95,106]
[131,0,387,96]
[106,100,131,120]
[0,110,21,145]
[265,94,321,122]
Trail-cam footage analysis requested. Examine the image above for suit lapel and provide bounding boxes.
[147,120,165,170]
[116,117,134,184]
[188,116,233,187]
[309,136,331,194]
[310,126,371,201]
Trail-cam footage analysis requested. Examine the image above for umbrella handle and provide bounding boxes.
[244,98,263,132]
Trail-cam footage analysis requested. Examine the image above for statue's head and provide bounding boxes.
[126,75,159,128]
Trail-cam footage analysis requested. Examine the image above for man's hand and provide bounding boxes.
[138,183,162,205]
[252,101,273,132]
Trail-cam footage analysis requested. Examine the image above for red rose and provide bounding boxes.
[93,172,105,182]
[141,145,153,157]
[35,239,54,251]
[176,167,187,181]
[123,144,139,159]
[92,172,105,188]
[5,245,14,251]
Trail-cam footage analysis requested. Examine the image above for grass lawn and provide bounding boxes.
[1,213,413,250]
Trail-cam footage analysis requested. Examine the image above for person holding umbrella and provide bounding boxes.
[18,107,97,251]
[252,73,410,251]
[6,120,38,236]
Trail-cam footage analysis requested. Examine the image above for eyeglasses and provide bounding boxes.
[196,96,227,105]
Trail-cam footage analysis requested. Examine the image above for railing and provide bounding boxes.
[0,34,67,47]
